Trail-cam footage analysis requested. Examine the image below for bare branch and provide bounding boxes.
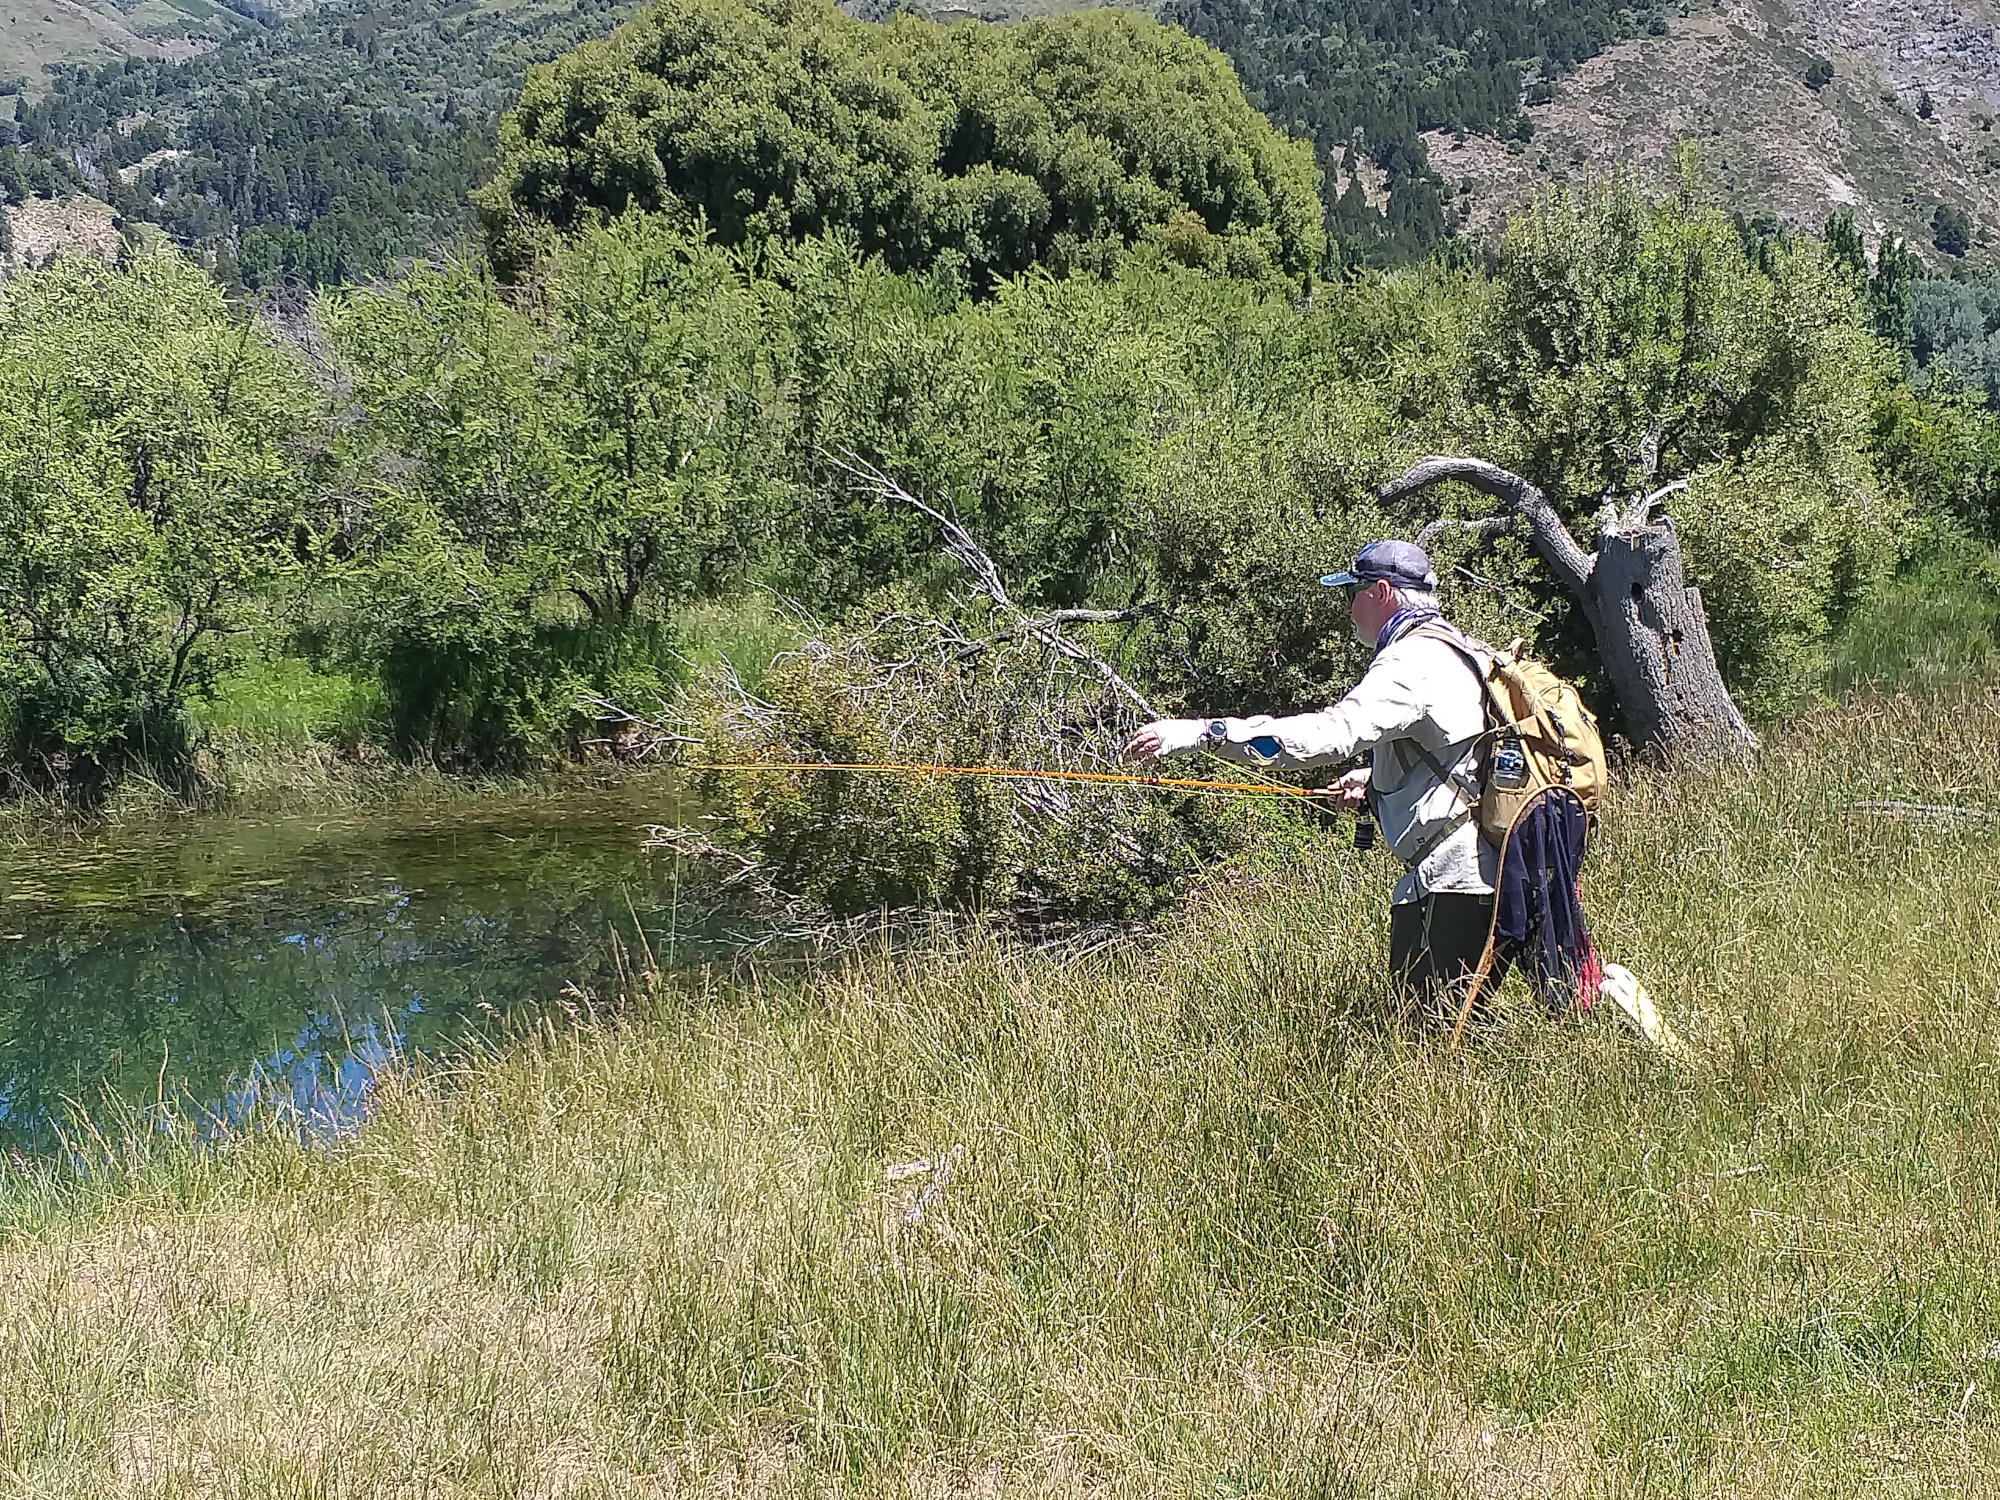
[1845,800,1993,823]
[1449,563,1548,623]
[1625,477,1690,531]
[576,693,701,762]
[1378,457,1595,598]
[831,452,1161,719]
[1022,608,1139,628]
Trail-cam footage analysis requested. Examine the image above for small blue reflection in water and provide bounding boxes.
[202,1009,404,1142]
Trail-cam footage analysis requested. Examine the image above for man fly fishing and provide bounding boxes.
[1126,539,1600,1028]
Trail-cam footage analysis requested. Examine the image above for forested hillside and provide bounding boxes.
[3,0,662,285]
[1159,0,1657,266]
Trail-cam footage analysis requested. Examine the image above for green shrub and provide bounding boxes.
[480,0,1324,290]
[683,600,1293,924]
[0,252,315,800]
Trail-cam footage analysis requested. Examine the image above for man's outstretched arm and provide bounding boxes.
[1125,656,1435,781]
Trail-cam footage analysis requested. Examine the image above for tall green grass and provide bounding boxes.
[3,684,2000,1494]
[1829,544,2000,694]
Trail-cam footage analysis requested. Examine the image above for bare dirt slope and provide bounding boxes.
[3,193,119,272]
[1432,0,2000,267]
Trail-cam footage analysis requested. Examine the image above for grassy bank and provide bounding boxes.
[3,681,1999,1495]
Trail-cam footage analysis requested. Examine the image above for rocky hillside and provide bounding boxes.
[1427,0,2000,267]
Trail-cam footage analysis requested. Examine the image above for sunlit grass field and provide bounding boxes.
[2,671,1998,1496]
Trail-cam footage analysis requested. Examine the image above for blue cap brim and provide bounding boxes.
[1319,572,1361,588]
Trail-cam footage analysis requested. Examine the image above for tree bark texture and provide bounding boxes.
[1590,520,1754,757]
[1378,457,1757,762]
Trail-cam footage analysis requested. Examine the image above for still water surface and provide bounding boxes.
[0,774,707,1148]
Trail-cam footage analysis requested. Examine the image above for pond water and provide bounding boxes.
[0,773,716,1149]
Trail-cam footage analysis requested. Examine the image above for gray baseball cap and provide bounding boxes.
[1319,540,1437,590]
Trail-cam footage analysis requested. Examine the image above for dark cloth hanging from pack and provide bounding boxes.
[1494,789,1600,1011]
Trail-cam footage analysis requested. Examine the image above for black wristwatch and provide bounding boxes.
[1202,719,1230,748]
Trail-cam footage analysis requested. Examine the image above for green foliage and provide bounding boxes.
[480,0,1325,291]
[686,603,1284,923]
[1933,202,1974,259]
[1466,176,1897,709]
[546,215,786,613]
[1829,531,2000,693]
[0,251,314,797]
[1868,379,2000,536]
[1868,234,1917,352]
[1824,208,1867,280]
[193,655,385,747]
[320,219,774,764]
[1907,274,2000,414]
[0,168,1949,795]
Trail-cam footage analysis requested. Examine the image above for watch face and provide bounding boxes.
[1206,720,1229,743]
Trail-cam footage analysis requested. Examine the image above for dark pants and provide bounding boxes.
[1389,892,1514,1026]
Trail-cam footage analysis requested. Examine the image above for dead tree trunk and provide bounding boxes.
[1382,456,1755,761]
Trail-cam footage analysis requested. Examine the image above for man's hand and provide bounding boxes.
[1125,718,1208,762]
[1308,767,1371,807]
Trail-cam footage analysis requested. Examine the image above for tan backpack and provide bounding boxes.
[1411,623,1606,843]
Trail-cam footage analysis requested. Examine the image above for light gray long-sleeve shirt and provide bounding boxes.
[1208,616,1498,904]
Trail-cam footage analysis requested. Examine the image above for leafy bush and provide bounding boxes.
[1462,176,1898,709]
[479,0,1325,291]
[683,602,1291,925]
[320,221,777,765]
[1906,275,2000,411]
[1932,204,1974,259]
[0,252,315,798]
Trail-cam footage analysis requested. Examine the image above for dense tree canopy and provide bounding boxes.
[0,255,316,793]
[478,0,1326,290]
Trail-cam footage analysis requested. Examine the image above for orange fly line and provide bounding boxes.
[685,760,1317,798]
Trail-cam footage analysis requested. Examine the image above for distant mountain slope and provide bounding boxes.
[0,0,249,95]
[4,0,662,284]
[1428,0,2000,268]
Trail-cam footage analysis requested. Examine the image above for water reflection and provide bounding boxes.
[207,1010,400,1140]
[0,774,706,1147]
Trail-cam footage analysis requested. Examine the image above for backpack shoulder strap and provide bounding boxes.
[1406,620,1495,690]
[1408,619,1517,729]
[1386,624,1487,805]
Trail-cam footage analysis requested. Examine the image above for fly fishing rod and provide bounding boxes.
[684,759,1323,799]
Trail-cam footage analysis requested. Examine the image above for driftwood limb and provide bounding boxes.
[1845,800,1993,823]
[1379,455,1756,761]
[577,693,701,763]
[831,453,1161,719]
